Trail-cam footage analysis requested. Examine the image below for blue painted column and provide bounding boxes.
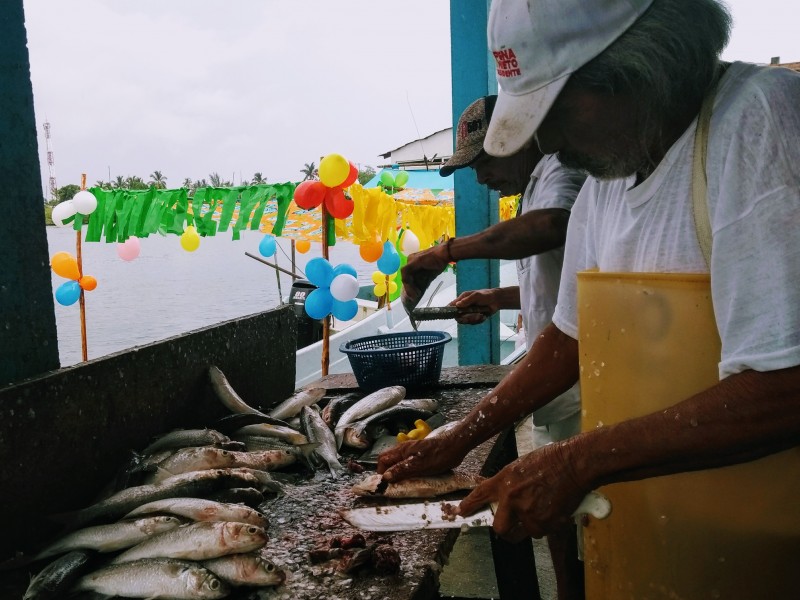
[449,0,499,365]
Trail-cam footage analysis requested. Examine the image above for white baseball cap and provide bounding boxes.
[484,0,655,157]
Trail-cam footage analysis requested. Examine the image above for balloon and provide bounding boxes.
[73,190,98,214]
[371,271,385,285]
[379,171,395,188]
[180,226,200,252]
[296,239,311,254]
[324,187,354,219]
[55,280,81,306]
[359,241,383,263]
[79,275,97,291]
[373,283,386,297]
[293,180,326,210]
[388,281,398,295]
[401,229,420,254]
[319,153,350,188]
[394,171,409,187]
[51,251,81,280]
[52,200,77,227]
[305,257,334,288]
[305,288,333,320]
[117,237,141,261]
[332,299,358,321]
[258,234,277,258]
[340,161,359,188]
[333,263,358,279]
[330,273,359,302]
[377,241,401,275]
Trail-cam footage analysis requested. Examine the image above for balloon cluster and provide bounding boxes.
[52,190,98,228]
[304,257,359,322]
[379,170,409,193]
[293,153,358,219]
[371,271,398,298]
[51,251,97,306]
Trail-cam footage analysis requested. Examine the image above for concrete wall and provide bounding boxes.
[0,306,296,558]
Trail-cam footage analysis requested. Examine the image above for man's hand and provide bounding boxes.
[376,431,467,482]
[457,440,589,542]
[400,244,451,308]
[449,289,501,324]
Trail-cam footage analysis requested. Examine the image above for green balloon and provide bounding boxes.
[380,171,395,188]
[394,171,409,187]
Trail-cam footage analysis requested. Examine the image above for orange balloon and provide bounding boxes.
[79,275,97,291]
[296,239,311,254]
[51,251,81,280]
[359,241,383,263]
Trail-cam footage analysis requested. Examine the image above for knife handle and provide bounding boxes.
[572,491,611,519]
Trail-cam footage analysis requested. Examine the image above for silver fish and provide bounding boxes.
[112,521,267,563]
[300,406,344,477]
[206,487,263,508]
[74,558,229,599]
[321,392,362,427]
[35,516,183,560]
[141,428,234,456]
[202,552,286,587]
[23,550,92,600]
[335,386,406,448]
[351,470,485,498]
[233,423,309,446]
[348,398,439,442]
[268,387,326,420]
[209,366,289,427]
[123,498,269,528]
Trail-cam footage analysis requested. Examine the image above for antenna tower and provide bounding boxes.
[43,119,57,201]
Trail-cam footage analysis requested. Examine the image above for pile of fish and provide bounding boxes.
[20,366,447,599]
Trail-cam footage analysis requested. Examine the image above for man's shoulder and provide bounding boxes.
[716,61,800,113]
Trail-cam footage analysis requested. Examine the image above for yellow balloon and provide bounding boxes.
[388,281,398,295]
[51,251,81,280]
[319,153,350,188]
[374,283,386,297]
[371,271,384,285]
[296,239,311,254]
[180,227,200,252]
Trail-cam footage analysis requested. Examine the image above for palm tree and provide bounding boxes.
[300,162,318,181]
[125,175,147,190]
[113,175,126,189]
[182,177,193,189]
[251,172,266,185]
[208,172,232,188]
[149,171,167,189]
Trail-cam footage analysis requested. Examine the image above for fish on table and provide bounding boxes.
[208,365,290,427]
[123,497,269,528]
[334,386,406,448]
[351,470,485,498]
[140,428,237,456]
[202,552,286,587]
[22,550,93,600]
[300,405,344,477]
[268,387,326,420]
[342,398,439,449]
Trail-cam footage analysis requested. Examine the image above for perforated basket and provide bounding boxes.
[340,331,452,391]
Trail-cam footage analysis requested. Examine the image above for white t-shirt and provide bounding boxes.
[552,62,800,379]
[518,154,586,424]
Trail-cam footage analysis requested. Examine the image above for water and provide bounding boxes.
[47,227,374,367]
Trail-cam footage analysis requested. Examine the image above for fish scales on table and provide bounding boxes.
[111,521,267,564]
[73,558,229,599]
[342,398,440,448]
[334,386,406,448]
[208,365,290,427]
[352,470,485,498]
[35,516,184,560]
[123,498,269,528]
[22,550,93,600]
[300,405,345,477]
[267,387,326,420]
[202,552,286,587]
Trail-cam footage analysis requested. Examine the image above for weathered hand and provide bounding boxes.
[449,289,500,324]
[376,433,466,482]
[457,441,589,541]
[400,245,450,307]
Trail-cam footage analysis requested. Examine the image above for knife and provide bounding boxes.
[401,291,420,331]
[411,306,494,322]
[340,491,611,532]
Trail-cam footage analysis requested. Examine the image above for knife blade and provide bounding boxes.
[401,292,419,331]
[340,491,611,532]
[410,306,494,322]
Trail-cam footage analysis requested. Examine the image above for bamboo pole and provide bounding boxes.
[321,208,330,376]
[291,239,297,279]
[244,252,301,279]
[77,173,88,362]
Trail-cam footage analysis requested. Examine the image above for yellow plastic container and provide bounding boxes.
[577,271,800,599]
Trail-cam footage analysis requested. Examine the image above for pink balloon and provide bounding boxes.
[117,237,141,261]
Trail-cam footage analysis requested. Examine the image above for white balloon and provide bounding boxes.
[401,230,420,254]
[329,273,359,302]
[51,200,77,227]
[73,190,98,214]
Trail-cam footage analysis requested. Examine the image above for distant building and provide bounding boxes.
[770,57,800,72]
[378,127,453,171]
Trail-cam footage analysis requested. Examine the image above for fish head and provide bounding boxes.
[185,565,230,599]
[138,515,184,534]
[248,556,287,586]
[223,522,268,548]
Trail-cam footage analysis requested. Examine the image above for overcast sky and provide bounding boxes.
[23,0,797,193]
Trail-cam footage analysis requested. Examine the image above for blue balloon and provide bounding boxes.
[332,299,358,321]
[377,241,401,275]
[332,263,358,279]
[55,280,81,306]
[258,234,277,258]
[305,288,333,320]
[305,257,334,288]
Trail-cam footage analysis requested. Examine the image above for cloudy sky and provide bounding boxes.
[22,0,797,193]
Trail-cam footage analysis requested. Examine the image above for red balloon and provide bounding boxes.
[340,161,359,188]
[325,187,354,219]
[293,180,326,210]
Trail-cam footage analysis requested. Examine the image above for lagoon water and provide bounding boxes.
[47,227,374,367]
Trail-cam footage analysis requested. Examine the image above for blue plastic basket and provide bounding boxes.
[340,331,452,391]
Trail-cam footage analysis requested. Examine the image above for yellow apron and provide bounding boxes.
[577,271,800,599]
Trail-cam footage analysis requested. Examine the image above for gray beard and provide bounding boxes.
[558,148,654,181]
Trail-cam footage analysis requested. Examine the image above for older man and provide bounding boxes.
[380,0,800,597]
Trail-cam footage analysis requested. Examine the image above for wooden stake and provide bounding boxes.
[321,208,330,376]
[77,174,88,362]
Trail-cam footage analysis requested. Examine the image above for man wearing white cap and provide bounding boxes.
[381,0,800,597]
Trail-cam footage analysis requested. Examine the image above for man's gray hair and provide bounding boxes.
[568,0,732,161]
